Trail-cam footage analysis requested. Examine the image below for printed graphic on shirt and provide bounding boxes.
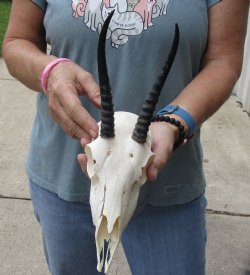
[71,0,170,48]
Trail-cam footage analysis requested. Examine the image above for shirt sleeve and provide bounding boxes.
[207,0,221,9]
[32,0,47,11]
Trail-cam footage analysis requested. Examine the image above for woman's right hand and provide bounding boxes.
[46,60,101,142]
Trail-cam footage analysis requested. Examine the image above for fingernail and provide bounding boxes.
[80,139,85,147]
[90,129,97,139]
[80,138,88,147]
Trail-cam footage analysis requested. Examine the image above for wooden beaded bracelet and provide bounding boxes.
[151,115,186,150]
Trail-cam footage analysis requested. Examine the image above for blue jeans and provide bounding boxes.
[29,179,207,275]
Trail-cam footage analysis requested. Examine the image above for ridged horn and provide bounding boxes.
[132,24,180,143]
[98,11,115,138]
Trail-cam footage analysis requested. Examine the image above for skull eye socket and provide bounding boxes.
[129,153,133,158]
[93,159,96,164]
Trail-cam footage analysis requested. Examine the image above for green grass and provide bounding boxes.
[0,0,11,57]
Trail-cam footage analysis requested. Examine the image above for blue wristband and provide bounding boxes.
[156,105,196,139]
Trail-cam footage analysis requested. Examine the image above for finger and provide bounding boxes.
[77,153,88,177]
[78,72,101,108]
[151,141,170,171]
[49,99,92,140]
[80,138,92,148]
[58,89,99,139]
[146,144,167,182]
[146,163,158,182]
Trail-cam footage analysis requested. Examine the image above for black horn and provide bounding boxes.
[132,24,180,143]
[98,11,115,138]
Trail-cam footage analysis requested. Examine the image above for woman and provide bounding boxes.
[3,1,248,274]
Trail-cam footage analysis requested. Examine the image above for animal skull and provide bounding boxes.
[85,11,179,273]
[85,112,154,272]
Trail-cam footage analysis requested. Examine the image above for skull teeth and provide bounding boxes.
[96,216,121,273]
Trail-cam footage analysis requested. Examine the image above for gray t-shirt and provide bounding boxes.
[27,0,220,207]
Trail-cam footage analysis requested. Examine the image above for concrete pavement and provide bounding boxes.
[0,58,250,275]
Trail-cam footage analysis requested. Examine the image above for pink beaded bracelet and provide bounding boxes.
[41,58,71,95]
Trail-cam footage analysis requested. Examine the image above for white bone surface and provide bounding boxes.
[85,111,154,273]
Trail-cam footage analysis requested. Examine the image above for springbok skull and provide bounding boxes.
[85,11,179,273]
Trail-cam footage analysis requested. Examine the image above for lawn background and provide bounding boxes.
[0,0,11,57]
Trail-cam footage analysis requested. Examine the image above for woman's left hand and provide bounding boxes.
[146,121,178,181]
